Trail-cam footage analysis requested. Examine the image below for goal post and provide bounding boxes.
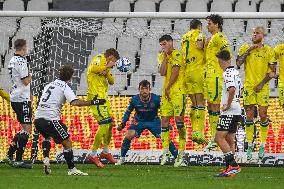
[0,11,284,166]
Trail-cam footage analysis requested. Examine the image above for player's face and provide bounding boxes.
[252,29,264,44]
[139,85,151,99]
[106,55,117,64]
[160,40,173,54]
[207,19,218,33]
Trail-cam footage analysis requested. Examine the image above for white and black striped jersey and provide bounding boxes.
[35,79,77,120]
[221,66,242,115]
[8,55,30,102]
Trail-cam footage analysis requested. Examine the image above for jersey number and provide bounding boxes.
[42,86,55,102]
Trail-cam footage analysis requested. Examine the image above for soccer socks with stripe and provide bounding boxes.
[42,139,51,158]
[177,122,186,151]
[169,141,178,159]
[7,134,19,159]
[161,127,170,150]
[190,107,198,132]
[197,106,206,134]
[63,148,75,169]
[121,138,131,157]
[224,151,238,167]
[15,131,29,161]
[245,120,254,143]
[260,119,269,143]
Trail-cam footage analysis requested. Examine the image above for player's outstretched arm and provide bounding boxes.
[117,98,135,131]
[106,70,114,85]
[70,96,106,107]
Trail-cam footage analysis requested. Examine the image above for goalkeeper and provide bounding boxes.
[115,80,178,165]
[87,48,120,168]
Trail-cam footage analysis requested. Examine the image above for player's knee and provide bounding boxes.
[125,132,135,140]
[62,138,72,149]
[22,124,32,134]
[259,110,268,120]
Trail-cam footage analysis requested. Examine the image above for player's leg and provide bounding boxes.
[116,127,138,165]
[42,137,51,174]
[101,121,117,164]
[30,129,40,163]
[189,94,198,137]
[258,105,269,159]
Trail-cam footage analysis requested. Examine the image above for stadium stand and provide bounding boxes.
[134,0,156,12]
[3,0,24,11]
[185,0,208,12]
[109,0,131,12]
[27,0,49,11]
[210,0,233,12]
[159,0,181,12]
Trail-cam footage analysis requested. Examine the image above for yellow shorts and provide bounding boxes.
[204,72,223,104]
[160,93,186,117]
[90,98,113,123]
[184,68,205,95]
[278,81,284,106]
[243,85,269,106]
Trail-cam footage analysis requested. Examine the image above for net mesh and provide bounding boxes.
[0,16,284,161]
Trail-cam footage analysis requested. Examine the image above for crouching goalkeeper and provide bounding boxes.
[115,80,178,165]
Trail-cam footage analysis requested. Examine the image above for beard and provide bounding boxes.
[252,38,262,44]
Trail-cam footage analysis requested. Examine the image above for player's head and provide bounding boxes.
[159,34,174,53]
[58,65,74,82]
[216,50,231,70]
[105,48,120,64]
[14,39,27,56]
[190,19,202,30]
[252,26,266,44]
[206,14,223,33]
[138,80,151,99]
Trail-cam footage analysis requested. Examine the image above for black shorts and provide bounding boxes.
[216,115,241,133]
[34,118,69,144]
[11,101,32,124]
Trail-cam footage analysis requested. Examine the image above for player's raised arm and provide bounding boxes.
[106,69,114,85]
[117,97,135,131]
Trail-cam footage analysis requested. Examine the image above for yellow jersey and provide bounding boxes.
[158,50,185,95]
[238,44,276,87]
[181,29,205,73]
[206,31,231,75]
[87,53,114,99]
[274,43,284,81]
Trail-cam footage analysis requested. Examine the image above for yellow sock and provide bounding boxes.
[0,89,10,102]
[161,127,170,149]
[103,123,113,146]
[245,120,254,143]
[210,111,220,139]
[197,107,206,135]
[260,120,269,143]
[92,123,108,150]
[177,122,186,150]
[190,107,197,132]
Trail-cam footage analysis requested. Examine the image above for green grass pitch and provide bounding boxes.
[0,164,283,189]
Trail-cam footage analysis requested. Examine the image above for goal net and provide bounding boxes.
[0,12,284,165]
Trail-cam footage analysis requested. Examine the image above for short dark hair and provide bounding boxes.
[14,39,26,51]
[58,65,74,81]
[190,19,202,30]
[139,80,151,89]
[105,48,120,60]
[216,50,231,61]
[159,34,173,43]
[206,14,223,31]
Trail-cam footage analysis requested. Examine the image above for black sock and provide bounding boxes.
[30,131,40,161]
[224,152,238,167]
[7,134,19,159]
[63,149,75,169]
[15,131,29,161]
[42,139,51,158]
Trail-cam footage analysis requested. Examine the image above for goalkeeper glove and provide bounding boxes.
[117,122,126,131]
[91,95,106,105]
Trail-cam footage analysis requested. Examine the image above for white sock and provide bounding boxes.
[121,157,125,162]
[162,148,169,154]
[103,147,109,154]
[260,142,266,147]
[248,143,253,147]
[91,150,97,157]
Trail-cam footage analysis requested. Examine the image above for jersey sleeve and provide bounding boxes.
[122,97,135,123]
[268,47,277,65]
[224,71,236,90]
[106,69,114,85]
[18,59,29,80]
[64,85,77,103]
[274,45,279,60]
[88,55,107,73]
[196,32,205,42]
[217,34,231,55]
[238,44,249,56]
[172,50,184,67]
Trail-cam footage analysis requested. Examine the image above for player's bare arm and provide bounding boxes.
[165,66,179,99]
[222,87,236,111]
[70,96,106,106]
[196,39,204,49]
[159,51,168,76]
[236,44,260,67]
[21,74,32,86]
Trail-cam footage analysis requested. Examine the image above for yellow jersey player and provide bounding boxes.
[87,48,120,168]
[204,14,231,152]
[274,43,284,110]
[158,34,186,167]
[236,26,276,160]
[181,19,207,145]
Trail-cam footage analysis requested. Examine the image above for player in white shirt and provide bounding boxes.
[4,39,33,168]
[214,50,242,177]
[34,65,105,176]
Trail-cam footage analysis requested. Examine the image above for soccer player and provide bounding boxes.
[236,26,276,160]
[215,50,241,177]
[158,34,186,167]
[204,14,232,152]
[34,65,106,175]
[115,80,178,165]
[181,19,207,145]
[87,48,119,167]
[4,39,33,168]
[274,42,284,111]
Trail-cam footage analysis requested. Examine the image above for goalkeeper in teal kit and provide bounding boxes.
[115,80,178,165]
